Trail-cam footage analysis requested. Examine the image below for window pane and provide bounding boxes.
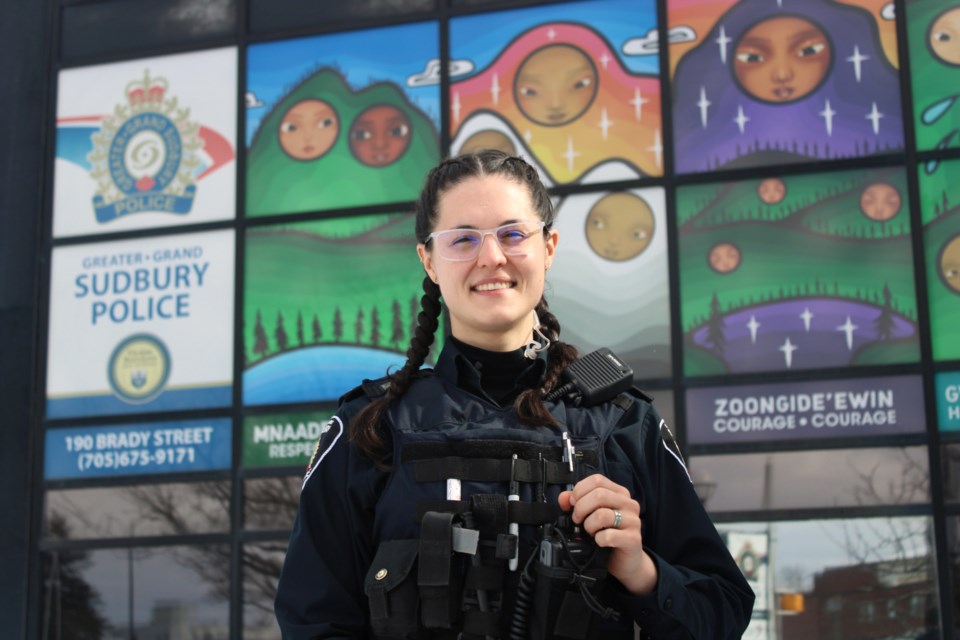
[250,0,435,33]
[44,482,230,539]
[61,0,236,62]
[243,542,287,638]
[245,477,300,532]
[40,545,229,639]
[718,517,939,639]
[692,447,929,512]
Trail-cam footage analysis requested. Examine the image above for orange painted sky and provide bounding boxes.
[451,23,663,182]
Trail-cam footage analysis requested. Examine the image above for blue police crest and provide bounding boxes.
[88,70,201,223]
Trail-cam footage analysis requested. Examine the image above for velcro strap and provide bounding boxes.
[464,564,503,590]
[495,534,517,560]
[419,512,459,629]
[414,456,576,484]
[415,500,562,525]
[402,439,599,467]
[419,511,454,586]
[471,494,508,536]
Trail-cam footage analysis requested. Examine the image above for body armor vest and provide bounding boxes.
[361,374,636,639]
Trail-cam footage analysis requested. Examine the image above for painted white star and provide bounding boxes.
[451,92,461,125]
[523,130,532,143]
[734,105,750,134]
[847,46,869,83]
[800,307,814,332]
[747,315,760,344]
[820,99,836,136]
[563,136,580,172]
[599,53,610,70]
[716,26,731,64]
[547,28,557,40]
[490,73,500,106]
[698,86,711,128]
[779,338,797,368]
[647,129,663,169]
[597,108,613,140]
[866,102,884,134]
[836,316,859,351]
[630,88,649,121]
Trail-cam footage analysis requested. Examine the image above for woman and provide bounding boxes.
[275,151,754,639]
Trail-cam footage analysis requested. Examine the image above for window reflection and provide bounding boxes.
[244,542,287,638]
[942,444,960,502]
[691,447,929,512]
[44,482,230,540]
[718,517,939,639]
[61,0,236,61]
[40,545,229,640]
[249,0,435,33]
[244,476,300,532]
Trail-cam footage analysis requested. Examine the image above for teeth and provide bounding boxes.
[474,282,513,291]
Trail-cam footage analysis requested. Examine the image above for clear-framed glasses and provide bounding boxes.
[426,221,547,262]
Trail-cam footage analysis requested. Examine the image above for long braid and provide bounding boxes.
[514,298,578,426]
[349,276,442,467]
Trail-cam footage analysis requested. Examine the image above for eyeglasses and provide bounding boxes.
[426,221,547,262]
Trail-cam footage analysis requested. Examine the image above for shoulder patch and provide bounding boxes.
[659,419,692,483]
[302,416,344,490]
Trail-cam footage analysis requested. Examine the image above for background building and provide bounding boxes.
[2,0,959,637]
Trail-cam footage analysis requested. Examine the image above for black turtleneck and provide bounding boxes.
[448,335,543,406]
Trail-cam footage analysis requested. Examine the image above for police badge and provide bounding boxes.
[88,70,202,223]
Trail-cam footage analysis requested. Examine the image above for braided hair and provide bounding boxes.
[350,150,578,466]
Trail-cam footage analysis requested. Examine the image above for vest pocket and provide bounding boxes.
[365,539,420,639]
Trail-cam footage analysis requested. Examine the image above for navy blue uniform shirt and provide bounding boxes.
[276,340,754,639]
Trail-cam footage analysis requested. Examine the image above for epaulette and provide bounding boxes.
[338,375,391,407]
[611,385,653,412]
[337,369,437,407]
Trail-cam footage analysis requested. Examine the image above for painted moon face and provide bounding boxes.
[757,178,787,204]
[584,192,655,261]
[859,182,902,221]
[278,99,340,161]
[939,233,960,295]
[348,104,412,167]
[733,16,832,103]
[515,44,599,126]
[459,129,517,155]
[930,7,960,66]
[708,242,742,274]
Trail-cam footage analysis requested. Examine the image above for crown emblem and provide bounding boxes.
[125,71,169,108]
[87,68,200,222]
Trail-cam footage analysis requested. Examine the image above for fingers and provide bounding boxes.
[582,506,635,538]
[566,475,639,526]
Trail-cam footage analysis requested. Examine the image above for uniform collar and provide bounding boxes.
[434,336,548,397]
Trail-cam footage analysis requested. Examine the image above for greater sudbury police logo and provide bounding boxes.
[108,333,171,404]
[88,70,201,223]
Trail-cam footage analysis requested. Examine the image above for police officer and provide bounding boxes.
[275,151,755,639]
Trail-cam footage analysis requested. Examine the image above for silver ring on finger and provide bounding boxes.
[613,509,622,529]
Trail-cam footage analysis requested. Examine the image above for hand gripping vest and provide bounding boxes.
[359,373,640,640]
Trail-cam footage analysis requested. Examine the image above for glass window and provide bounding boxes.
[718,517,938,639]
[692,447,929,512]
[61,0,237,61]
[244,477,300,532]
[243,542,287,638]
[44,482,230,539]
[249,0,435,33]
[40,545,230,639]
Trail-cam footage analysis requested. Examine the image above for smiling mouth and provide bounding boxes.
[473,281,515,292]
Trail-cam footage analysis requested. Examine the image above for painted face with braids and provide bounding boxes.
[417,163,559,352]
